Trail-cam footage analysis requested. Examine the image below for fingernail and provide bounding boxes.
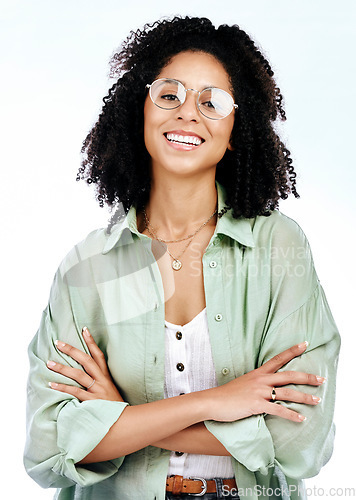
[298,341,309,349]
[316,376,326,384]
[312,395,321,403]
[47,360,56,368]
[55,340,66,348]
[298,414,307,421]
[82,326,90,337]
[48,382,58,388]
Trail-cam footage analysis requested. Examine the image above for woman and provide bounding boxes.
[24,16,340,500]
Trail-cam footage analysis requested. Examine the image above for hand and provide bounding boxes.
[203,341,325,423]
[47,327,124,402]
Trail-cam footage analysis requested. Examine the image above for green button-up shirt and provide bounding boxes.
[24,183,340,500]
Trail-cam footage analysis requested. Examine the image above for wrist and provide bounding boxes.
[183,388,213,422]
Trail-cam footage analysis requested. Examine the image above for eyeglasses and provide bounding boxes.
[146,78,238,120]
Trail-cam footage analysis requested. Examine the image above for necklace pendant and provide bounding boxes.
[172,259,182,271]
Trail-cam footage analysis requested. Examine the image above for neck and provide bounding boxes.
[141,173,218,240]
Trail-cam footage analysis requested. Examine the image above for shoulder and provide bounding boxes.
[250,210,310,250]
[55,213,144,288]
[249,210,317,281]
[57,228,111,279]
[247,212,320,318]
[252,209,305,235]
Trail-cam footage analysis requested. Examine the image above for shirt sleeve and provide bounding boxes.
[204,214,340,480]
[24,268,129,489]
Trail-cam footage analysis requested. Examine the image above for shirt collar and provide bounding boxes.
[102,181,255,255]
[102,205,142,255]
[215,182,255,248]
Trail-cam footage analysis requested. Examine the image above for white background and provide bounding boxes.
[1,0,355,498]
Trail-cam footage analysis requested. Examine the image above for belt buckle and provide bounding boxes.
[188,477,208,496]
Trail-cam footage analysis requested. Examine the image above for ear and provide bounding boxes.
[227,141,234,151]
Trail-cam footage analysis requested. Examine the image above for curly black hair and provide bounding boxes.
[77,16,299,220]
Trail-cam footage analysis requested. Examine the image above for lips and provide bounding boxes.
[164,131,204,147]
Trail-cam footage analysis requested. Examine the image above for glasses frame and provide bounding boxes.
[145,78,238,120]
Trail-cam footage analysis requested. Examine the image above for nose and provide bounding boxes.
[176,89,200,122]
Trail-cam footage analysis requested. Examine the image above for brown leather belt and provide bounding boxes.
[166,475,237,496]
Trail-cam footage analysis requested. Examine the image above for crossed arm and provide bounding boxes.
[47,327,324,463]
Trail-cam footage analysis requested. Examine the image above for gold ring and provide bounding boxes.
[271,387,277,401]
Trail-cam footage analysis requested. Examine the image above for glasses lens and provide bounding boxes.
[198,88,234,119]
[149,79,185,110]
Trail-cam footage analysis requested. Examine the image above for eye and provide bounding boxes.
[160,93,180,101]
[200,99,216,109]
[199,89,219,110]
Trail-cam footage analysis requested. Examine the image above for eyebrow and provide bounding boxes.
[164,78,219,90]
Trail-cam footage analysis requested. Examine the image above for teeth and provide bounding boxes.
[166,133,202,146]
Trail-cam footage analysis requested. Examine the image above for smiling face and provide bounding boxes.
[143,51,236,181]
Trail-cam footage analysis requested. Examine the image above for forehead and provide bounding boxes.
[157,51,232,91]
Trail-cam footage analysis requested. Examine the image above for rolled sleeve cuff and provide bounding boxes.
[204,415,275,475]
[53,399,128,486]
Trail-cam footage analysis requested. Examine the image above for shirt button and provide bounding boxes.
[176,331,182,340]
[176,363,185,372]
[215,313,223,322]
[209,261,217,268]
[175,451,184,456]
[221,367,230,375]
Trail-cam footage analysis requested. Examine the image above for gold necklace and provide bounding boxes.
[143,207,217,271]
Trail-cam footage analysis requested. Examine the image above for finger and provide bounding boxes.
[271,387,321,406]
[82,327,109,375]
[55,340,102,380]
[48,381,95,401]
[259,341,309,374]
[269,371,326,387]
[47,360,93,389]
[263,402,307,423]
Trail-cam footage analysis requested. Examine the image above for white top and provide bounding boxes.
[164,307,234,479]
